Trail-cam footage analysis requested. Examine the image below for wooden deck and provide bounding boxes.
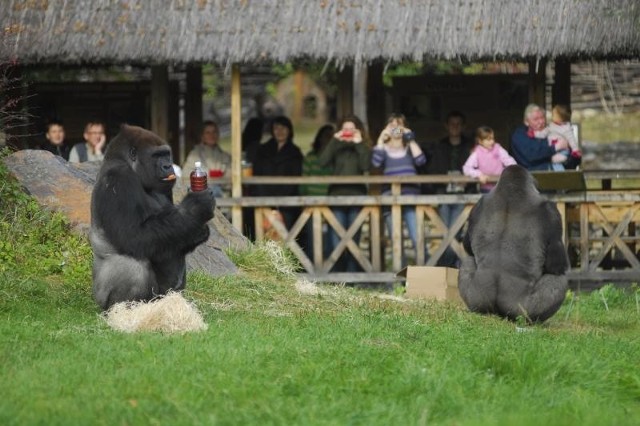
[215,171,640,286]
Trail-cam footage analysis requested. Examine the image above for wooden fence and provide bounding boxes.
[215,171,640,285]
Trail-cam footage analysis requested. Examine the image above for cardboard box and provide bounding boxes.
[396,266,462,303]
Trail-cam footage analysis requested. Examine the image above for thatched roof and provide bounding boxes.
[2,0,639,65]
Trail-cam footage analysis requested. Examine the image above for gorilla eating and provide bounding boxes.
[90,125,215,310]
[458,165,569,323]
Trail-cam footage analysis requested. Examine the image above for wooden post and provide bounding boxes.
[151,66,169,141]
[391,182,402,272]
[184,65,203,163]
[528,57,547,108]
[336,66,353,119]
[353,65,367,128]
[292,69,304,124]
[366,62,386,140]
[231,64,243,230]
[552,58,571,108]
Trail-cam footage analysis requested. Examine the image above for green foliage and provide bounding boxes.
[202,64,222,102]
[382,61,424,86]
[0,155,92,283]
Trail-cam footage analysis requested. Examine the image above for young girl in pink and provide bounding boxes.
[463,126,517,193]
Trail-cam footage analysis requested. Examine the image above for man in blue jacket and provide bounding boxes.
[511,104,569,171]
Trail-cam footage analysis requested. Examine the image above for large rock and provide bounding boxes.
[3,149,248,276]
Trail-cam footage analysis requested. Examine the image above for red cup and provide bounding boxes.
[342,130,354,139]
[209,169,224,178]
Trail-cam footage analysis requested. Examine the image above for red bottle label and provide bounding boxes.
[190,170,208,192]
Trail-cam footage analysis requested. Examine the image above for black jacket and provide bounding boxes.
[253,138,303,197]
[419,135,475,194]
[41,141,71,161]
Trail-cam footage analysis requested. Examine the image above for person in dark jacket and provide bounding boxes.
[253,115,303,233]
[511,103,569,171]
[419,110,474,267]
[41,120,71,161]
[318,115,372,272]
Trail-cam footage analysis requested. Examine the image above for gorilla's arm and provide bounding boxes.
[93,162,214,260]
[541,201,569,275]
[463,199,484,256]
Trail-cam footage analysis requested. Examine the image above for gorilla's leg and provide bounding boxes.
[93,255,158,310]
[495,274,535,321]
[458,256,498,314]
[154,258,187,295]
[495,273,567,322]
[520,274,568,323]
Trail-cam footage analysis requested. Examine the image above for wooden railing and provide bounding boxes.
[214,171,640,285]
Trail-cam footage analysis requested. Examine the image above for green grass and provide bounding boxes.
[1,154,640,425]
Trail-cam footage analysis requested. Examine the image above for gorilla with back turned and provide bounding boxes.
[90,125,215,310]
[459,165,569,323]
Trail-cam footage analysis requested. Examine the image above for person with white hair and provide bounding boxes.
[510,104,568,171]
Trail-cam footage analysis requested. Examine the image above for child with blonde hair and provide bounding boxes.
[534,104,582,170]
[463,126,516,193]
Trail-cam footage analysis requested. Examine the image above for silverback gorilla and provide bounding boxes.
[458,165,569,323]
[90,125,215,310]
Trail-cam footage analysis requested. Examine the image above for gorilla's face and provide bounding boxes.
[132,145,176,191]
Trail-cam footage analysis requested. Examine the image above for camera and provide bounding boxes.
[402,131,415,142]
[390,127,403,138]
[342,130,354,139]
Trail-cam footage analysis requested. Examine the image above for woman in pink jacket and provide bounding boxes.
[463,126,517,193]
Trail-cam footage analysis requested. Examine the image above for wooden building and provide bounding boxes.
[3,0,639,147]
[2,0,640,285]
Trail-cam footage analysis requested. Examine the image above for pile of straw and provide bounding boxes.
[102,291,207,333]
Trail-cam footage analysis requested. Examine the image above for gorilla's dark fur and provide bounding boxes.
[90,125,215,310]
[459,165,569,323]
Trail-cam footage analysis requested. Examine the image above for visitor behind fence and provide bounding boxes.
[547,104,582,170]
[69,120,107,163]
[511,104,569,171]
[372,113,426,266]
[301,124,335,260]
[242,117,264,168]
[419,110,474,267]
[183,120,231,198]
[253,115,303,235]
[240,117,265,240]
[40,119,70,161]
[463,126,516,193]
[319,115,372,272]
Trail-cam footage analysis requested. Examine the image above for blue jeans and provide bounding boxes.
[329,206,362,272]
[384,206,418,264]
[437,203,464,267]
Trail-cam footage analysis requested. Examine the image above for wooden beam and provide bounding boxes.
[336,66,353,118]
[528,58,547,108]
[184,65,203,164]
[230,64,243,230]
[552,58,571,107]
[353,66,367,128]
[151,66,169,141]
[366,62,386,139]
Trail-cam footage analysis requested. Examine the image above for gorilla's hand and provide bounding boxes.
[181,188,216,223]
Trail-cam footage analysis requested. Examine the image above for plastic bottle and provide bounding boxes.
[190,161,208,192]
